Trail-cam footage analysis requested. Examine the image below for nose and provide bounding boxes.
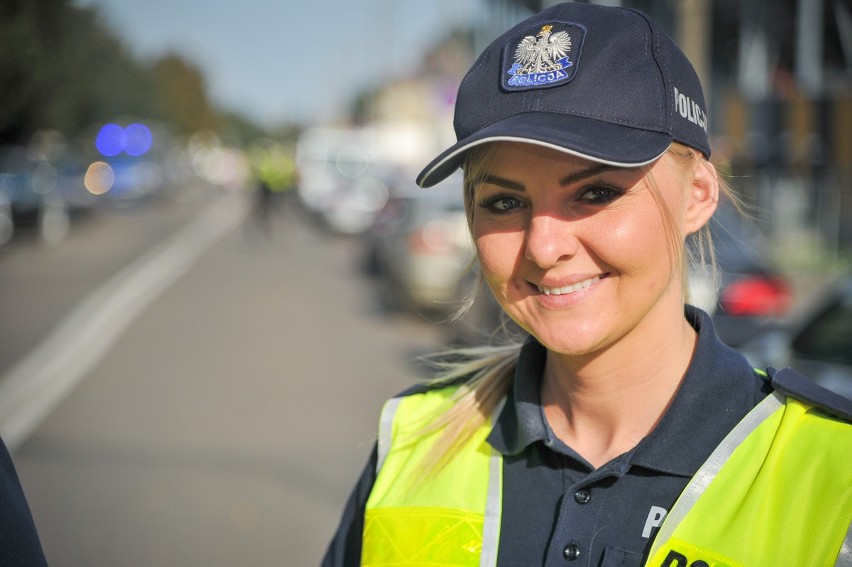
[523,213,578,268]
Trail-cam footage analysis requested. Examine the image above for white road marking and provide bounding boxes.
[0,192,249,453]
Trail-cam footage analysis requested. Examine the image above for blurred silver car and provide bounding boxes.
[363,173,472,315]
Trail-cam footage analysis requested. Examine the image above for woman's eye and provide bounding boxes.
[579,184,623,204]
[478,195,525,213]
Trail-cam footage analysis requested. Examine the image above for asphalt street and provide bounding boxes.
[1,183,446,566]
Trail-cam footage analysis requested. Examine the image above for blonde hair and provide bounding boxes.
[415,141,737,476]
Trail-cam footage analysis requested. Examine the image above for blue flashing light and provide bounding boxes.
[96,123,126,157]
[95,122,154,157]
[124,123,153,156]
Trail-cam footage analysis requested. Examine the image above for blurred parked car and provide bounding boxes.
[0,140,102,244]
[320,174,390,235]
[101,155,166,204]
[0,187,12,246]
[1,146,38,226]
[363,173,472,316]
[295,126,392,235]
[687,203,792,347]
[0,146,71,243]
[740,276,852,401]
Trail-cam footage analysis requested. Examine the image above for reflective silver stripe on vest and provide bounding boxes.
[480,396,506,567]
[837,519,852,567]
[647,391,785,560]
[375,396,403,474]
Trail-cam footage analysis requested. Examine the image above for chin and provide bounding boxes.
[539,333,610,358]
[514,313,613,356]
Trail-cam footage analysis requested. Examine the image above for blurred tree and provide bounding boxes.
[149,54,221,135]
[0,0,52,143]
[0,0,268,147]
[217,110,270,147]
[0,0,155,144]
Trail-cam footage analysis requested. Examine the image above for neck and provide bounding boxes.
[541,305,697,468]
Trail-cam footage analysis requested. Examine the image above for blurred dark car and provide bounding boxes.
[0,186,12,246]
[740,276,852,401]
[0,146,39,228]
[101,155,166,204]
[0,146,70,243]
[687,203,792,347]
[363,173,472,316]
[0,142,98,244]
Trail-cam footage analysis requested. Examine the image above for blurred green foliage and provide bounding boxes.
[0,0,262,145]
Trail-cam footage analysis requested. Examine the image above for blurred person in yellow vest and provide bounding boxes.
[247,140,297,237]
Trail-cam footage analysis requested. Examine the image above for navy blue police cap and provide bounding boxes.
[416,2,710,188]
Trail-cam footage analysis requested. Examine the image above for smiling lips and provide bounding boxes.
[536,274,606,296]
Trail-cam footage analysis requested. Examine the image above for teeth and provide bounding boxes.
[538,276,601,296]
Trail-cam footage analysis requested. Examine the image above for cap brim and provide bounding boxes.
[416,112,672,188]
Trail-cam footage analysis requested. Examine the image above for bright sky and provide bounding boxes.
[75,0,485,127]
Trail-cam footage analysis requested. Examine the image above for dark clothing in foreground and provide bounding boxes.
[0,438,48,565]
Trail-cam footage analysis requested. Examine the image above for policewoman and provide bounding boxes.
[323,3,852,566]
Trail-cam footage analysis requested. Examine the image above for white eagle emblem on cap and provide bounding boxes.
[508,25,572,87]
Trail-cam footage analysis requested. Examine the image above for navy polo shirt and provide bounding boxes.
[322,307,772,567]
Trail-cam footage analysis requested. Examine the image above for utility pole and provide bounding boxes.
[675,0,712,98]
[796,0,823,97]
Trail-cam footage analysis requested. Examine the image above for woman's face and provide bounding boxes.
[470,142,699,357]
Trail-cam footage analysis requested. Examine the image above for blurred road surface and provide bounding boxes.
[0,183,445,566]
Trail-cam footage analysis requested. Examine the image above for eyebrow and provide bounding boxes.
[559,164,619,186]
[480,164,619,192]
[480,174,525,191]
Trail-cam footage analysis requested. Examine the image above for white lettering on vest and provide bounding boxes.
[672,87,707,132]
[642,505,668,538]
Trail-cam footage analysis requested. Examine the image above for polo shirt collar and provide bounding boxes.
[487,306,767,476]
[487,335,549,454]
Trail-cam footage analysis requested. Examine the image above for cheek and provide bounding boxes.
[473,229,522,286]
[474,234,509,279]
[594,209,672,276]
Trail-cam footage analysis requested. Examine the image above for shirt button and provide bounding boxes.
[574,489,591,504]
[563,543,581,561]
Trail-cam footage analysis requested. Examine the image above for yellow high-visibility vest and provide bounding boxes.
[645,392,852,567]
[362,386,502,566]
[362,385,852,566]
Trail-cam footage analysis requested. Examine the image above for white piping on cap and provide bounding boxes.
[418,136,670,188]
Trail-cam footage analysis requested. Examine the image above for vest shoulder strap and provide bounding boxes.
[647,392,852,567]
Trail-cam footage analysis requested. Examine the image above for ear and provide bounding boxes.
[684,160,719,234]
